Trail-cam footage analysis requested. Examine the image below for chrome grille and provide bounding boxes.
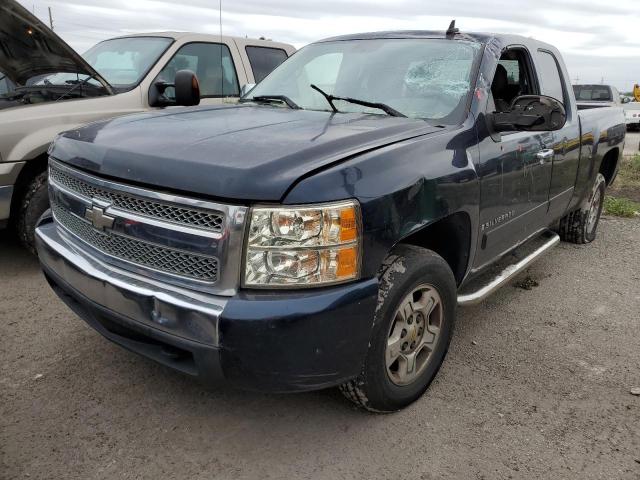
[52,202,219,282]
[49,163,224,232]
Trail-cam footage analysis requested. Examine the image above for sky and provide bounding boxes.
[18,0,640,92]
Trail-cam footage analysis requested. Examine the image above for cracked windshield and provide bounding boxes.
[246,38,480,124]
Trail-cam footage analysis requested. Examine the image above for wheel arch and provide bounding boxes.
[396,211,472,286]
[9,153,49,223]
[598,147,620,186]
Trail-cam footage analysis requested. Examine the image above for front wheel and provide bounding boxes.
[16,171,50,255]
[340,245,457,412]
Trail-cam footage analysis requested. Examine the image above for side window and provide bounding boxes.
[156,42,240,99]
[536,51,565,103]
[245,46,288,83]
[498,60,520,88]
[490,48,536,112]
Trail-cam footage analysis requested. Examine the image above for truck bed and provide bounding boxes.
[577,101,617,110]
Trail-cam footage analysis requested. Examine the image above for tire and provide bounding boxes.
[558,173,606,244]
[340,245,457,412]
[16,171,50,255]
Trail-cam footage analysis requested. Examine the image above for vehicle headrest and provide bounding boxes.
[492,64,509,97]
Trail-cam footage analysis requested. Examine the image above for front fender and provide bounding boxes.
[6,123,72,161]
[283,124,481,280]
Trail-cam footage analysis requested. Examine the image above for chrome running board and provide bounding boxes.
[457,231,560,306]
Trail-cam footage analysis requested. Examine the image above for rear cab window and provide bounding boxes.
[245,46,288,83]
[572,85,613,102]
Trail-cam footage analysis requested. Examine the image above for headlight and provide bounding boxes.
[244,200,361,287]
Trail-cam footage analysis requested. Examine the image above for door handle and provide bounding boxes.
[535,149,554,165]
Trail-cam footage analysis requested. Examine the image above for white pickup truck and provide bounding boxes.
[0,0,295,252]
[624,101,640,131]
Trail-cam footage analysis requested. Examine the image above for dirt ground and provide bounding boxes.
[1,216,639,480]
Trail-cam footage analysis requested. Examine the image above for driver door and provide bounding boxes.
[474,48,554,268]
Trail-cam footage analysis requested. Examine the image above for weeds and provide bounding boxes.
[603,196,640,218]
[628,154,640,181]
[605,154,640,213]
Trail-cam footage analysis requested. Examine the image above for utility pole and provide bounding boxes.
[48,6,54,30]
[574,75,579,84]
[600,76,604,84]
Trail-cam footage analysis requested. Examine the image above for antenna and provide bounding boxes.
[48,6,54,30]
[446,19,459,39]
[219,0,223,98]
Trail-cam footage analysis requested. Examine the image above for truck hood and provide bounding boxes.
[0,0,111,90]
[51,105,441,202]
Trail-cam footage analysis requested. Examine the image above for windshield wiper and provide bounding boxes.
[310,84,406,117]
[245,95,300,109]
[54,73,100,101]
[310,85,338,113]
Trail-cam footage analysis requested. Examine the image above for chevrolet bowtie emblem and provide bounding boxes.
[84,205,115,231]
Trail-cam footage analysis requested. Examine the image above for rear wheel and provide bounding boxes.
[339,245,457,412]
[16,171,49,255]
[558,173,606,244]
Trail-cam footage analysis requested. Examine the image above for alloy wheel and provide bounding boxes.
[385,284,443,386]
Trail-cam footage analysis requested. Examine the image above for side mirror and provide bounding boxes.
[174,69,200,106]
[149,69,200,107]
[240,83,256,97]
[621,97,630,104]
[491,95,567,132]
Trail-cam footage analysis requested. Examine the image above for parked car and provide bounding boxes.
[36,27,625,412]
[624,101,640,131]
[0,0,295,252]
[572,84,623,108]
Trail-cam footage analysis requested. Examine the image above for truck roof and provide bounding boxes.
[107,31,294,50]
[319,30,557,52]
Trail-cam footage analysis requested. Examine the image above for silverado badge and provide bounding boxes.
[481,210,515,231]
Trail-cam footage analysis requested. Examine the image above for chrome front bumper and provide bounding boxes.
[36,218,227,348]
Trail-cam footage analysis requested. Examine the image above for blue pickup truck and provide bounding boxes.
[36,27,625,412]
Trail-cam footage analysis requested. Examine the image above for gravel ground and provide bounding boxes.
[1,216,639,480]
